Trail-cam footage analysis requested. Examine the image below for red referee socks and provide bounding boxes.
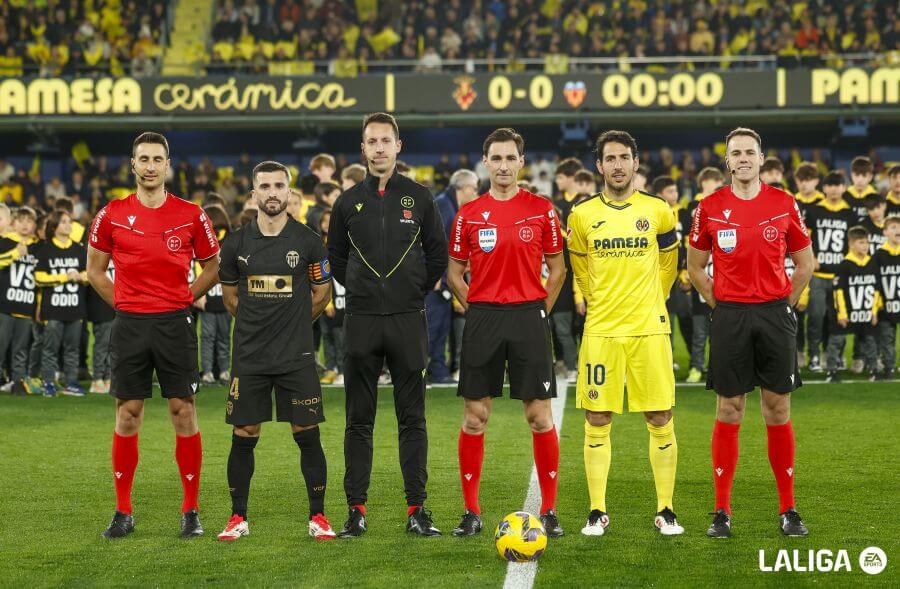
[766,422,796,513]
[711,420,740,515]
[532,427,560,514]
[175,432,202,513]
[458,429,485,515]
[112,432,139,515]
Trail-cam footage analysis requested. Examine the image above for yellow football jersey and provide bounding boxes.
[567,190,677,337]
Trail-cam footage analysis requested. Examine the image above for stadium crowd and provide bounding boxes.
[1,142,898,397]
[0,0,168,77]
[207,0,899,73]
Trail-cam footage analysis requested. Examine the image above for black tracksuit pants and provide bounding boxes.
[343,311,428,507]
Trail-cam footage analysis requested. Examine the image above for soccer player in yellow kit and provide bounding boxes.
[567,130,683,537]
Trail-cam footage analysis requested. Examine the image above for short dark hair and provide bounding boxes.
[362,112,399,139]
[252,161,291,186]
[850,156,874,176]
[54,195,74,214]
[299,174,318,195]
[888,164,900,178]
[863,193,886,210]
[12,206,37,222]
[202,192,227,208]
[594,130,638,160]
[822,170,847,186]
[794,162,820,182]
[483,127,525,157]
[697,166,724,184]
[314,181,341,205]
[202,204,232,236]
[556,157,583,177]
[760,156,784,174]
[132,131,169,157]
[847,225,869,241]
[652,175,676,194]
[45,209,70,239]
[724,127,762,152]
[573,170,595,184]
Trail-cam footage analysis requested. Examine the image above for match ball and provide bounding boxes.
[494,512,547,562]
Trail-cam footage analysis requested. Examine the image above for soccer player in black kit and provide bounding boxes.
[217,161,336,541]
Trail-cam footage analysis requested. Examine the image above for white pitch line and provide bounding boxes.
[502,376,569,589]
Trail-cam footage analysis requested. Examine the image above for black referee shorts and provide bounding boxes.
[707,298,802,397]
[458,301,556,401]
[226,365,324,427]
[110,308,199,400]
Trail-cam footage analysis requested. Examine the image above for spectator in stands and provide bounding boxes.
[760,157,786,188]
[310,154,336,184]
[341,164,367,190]
[0,159,14,184]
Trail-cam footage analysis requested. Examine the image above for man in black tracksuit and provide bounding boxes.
[328,113,448,538]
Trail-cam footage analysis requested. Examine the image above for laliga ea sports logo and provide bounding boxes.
[859,547,887,575]
[758,547,886,574]
[166,235,182,251]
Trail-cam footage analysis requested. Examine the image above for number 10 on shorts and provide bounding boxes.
[585,363,606,386]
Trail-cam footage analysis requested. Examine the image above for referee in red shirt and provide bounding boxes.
[687,128,815,538]
[87,132,221,539]
[447,128,567,538]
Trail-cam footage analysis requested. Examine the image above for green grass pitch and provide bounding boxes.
[0,378,897,587]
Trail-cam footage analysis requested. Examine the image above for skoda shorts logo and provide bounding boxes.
[478,228,497,252]
[166,235,182,252]
[763,225,778,242]
[519,226,534,242]
[286,250,300,268]
[717,229,737,253]
[635,217,650,232]
[401,196,415,208]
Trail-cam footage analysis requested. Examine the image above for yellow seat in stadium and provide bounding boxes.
[235,39,256,61]
[259,41,275,59]
[27,43,51,64]
[0,56,24,76]
[55,45,69,66]
[333,58,358,78]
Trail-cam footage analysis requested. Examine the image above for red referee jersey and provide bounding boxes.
[89,193,220,313]
[689,183,811,303]
[449,189,563,304]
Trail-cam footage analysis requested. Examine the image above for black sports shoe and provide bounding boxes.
[706,509,732,538]
[180,509,204,538]
[780,508,808,537]
[540,509,564,538]
[101,511,135,539]
[338,507,367,538]
[452,510,482,537]
[407,506,441,536]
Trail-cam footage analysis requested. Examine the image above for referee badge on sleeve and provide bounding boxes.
[478,228,497,253]
[716,229,737,253]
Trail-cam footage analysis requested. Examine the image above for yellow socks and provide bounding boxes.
[584,421,612,512]
[647,419,678,512]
